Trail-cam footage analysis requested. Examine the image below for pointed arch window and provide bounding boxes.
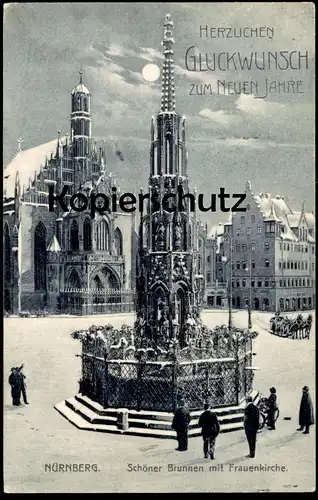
[166,138,171,174]
[182,219,187,250]
[153,144,158,176]
[83,218,92,251]
[96,220,110,251]
[34,221,47,291]
[114,227,123,255]
[4,223,12,284]
[179,146,183,176]
[68,269,81,288]
[70,220,79,251]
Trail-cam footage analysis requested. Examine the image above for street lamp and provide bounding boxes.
[245,258,253,330]
[222,231,233,331]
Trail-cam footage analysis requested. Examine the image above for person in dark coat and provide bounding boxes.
[18,364,29,404]
[297,386,314,434]
[172,400,191,451]
[8,367,22,406]
[267,387,278,430]
[244,396,260,458]
[198,403,220,459]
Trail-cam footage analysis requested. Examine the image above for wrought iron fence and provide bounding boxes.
[79,336,254,412]
[60,288,136,315]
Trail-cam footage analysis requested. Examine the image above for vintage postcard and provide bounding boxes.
[3,2,315,494]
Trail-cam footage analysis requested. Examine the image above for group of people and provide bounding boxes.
[172,386,314,459]
[172,401,220,459]
[8,364,29,406]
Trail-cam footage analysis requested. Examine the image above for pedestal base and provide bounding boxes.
[54,391,260,439]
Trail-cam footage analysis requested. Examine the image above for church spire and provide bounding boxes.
[56,130,61,158]
[160,14,176,113]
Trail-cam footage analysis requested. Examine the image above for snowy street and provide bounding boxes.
[4,310,315,493]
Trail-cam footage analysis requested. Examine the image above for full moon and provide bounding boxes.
[142,63,160,82]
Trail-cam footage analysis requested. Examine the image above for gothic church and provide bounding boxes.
[3,72,137,315]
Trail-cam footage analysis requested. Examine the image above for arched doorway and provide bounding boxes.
[285,298,290,311]
[236,296,241,308]
[291,298,296,311]
[216,296,222,307]
[263,298,269,311]
[4,224,12,312]
[34,222,47,292]
[90,266,120,312]
[207,296,214,307]
[253,297,260,310]
[297,297,301,310]
[279,298,284,311]
[66,269,82,314]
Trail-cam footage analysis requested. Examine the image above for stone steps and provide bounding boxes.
[54,390,259,439]
[69,396,244,429]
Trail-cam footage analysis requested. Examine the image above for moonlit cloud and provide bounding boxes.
[235,94,285,116]
[199,108,235,125]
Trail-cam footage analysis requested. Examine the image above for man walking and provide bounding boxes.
[199,403,220,460]
[172,399,191,451]
[244,396,260,458]
[297,386,314,434]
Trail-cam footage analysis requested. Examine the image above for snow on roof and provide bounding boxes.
[4,138,64,197]
[264,204,281,222]
[254,193,292,219]
[208,222,225,238]
[71,82,90,95]
[287,212,301,228]
[305,212,315,231]
[47,234,61,252]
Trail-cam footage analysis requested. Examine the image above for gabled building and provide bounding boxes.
[216,181,315,312]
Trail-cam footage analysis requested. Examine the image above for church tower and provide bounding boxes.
[136,14,201,348]
[70,70,92,187]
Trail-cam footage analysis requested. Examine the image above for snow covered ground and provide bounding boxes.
[4,310,315,493]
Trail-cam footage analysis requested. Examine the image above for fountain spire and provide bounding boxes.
[160,14,176,113]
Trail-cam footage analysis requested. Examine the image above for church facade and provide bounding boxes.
[3,73,138,315]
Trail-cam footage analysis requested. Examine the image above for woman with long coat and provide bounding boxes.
[298,386,314,434]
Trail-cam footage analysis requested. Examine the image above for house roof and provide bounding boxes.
[305,212,315,231]
[208,184,315,243]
